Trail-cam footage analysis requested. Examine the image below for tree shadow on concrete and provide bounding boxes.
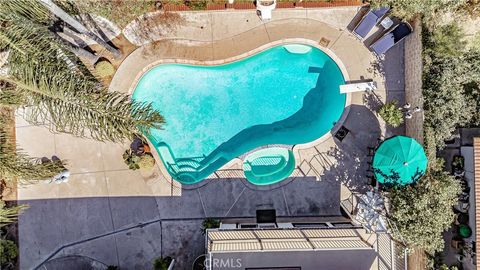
[306,104,382,193]
[363,90,384,113]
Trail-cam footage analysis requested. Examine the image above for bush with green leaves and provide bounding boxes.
[423,24,466,59]
[422,24,480,148]
[370,0,467,23]
[137,154,155,170]
[378,100,403,128]
[94,60,115,77]
[185,0,207,10]
[201,218,220,234]
[153,256,172,270]
[0,239,18,267]
[386,160,461,255]
[123,150,155,171]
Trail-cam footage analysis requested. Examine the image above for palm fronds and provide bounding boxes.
[2,61,164,141]
[0,111,65,183]
[0,0,51,24]
[0,0,165,142]
[0,201,27,227]
[0,133,65,182]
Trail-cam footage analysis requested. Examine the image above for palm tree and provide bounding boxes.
[38,0,122,59]
[0,0,100,64]
[0,0,164,184]
[0,8,165,142]
[378,100,404,128]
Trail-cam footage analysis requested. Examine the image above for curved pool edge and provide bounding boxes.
[126,38,351,95]
[131,39,352,185]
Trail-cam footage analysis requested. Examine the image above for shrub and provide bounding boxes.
[422,23,480,148]
[370,0,466,23]
[153,256,173,270]
[378,100,403,128]
[201,218,220,234]
[0,239,18,266]
[423,24,466,59]
[387,159,461,255]
[185,0,207,10]
[123,150,155,171]
[137,154,155,171]
[94,60,115,77]
[123,149,140,170]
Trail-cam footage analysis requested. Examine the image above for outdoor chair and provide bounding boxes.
[352,7,390,40]
[370,22,413,56]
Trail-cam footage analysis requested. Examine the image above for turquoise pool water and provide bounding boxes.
[243,148,296,185]
[133,44,346,184]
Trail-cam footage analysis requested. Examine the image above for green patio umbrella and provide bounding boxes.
[373,136,428,185]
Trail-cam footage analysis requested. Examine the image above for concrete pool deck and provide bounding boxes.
[14,7,406,269]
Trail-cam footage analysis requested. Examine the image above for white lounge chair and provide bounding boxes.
[256,0,276,21]
[339,81,377,94]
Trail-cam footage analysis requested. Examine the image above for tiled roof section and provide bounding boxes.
[475,138,480,267]
[209,240,261,252]
[253,229,304,239]
[207,228,373,253]
[302,229,358,238]
[311,239,370,249]
[208,230,256,241]
[262,239,312,250]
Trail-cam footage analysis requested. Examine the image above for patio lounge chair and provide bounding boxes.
[370,22,413,56]
[352,7,390,40]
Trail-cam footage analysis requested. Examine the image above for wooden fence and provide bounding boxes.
[163,0,362,11]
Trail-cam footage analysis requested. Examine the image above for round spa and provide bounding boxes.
[242,147,295,185]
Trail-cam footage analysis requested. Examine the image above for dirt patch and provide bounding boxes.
[408,249,427,270]
[79,33,138,87]
[0,107,17,202]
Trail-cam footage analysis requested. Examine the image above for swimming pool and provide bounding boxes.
[133,44,346,184]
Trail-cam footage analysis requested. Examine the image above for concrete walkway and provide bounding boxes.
[16,7,405,269]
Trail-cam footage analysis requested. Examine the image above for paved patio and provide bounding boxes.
[15,7,405,269]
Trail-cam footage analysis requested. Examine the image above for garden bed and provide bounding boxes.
[165,0,362,11]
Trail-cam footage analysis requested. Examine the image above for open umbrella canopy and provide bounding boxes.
[373,136,428,185]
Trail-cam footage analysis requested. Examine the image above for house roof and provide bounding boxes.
[210,249,377,270]
[206,227,406,270]
[207,228,371,253]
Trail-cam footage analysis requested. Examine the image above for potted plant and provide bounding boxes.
[452,155,464,175]
[130,136,151,156]
[378,100,404,128]
[123,136,155,171]
[123,150,155,171]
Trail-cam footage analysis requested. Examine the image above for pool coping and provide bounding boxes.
[127,38,352,184]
